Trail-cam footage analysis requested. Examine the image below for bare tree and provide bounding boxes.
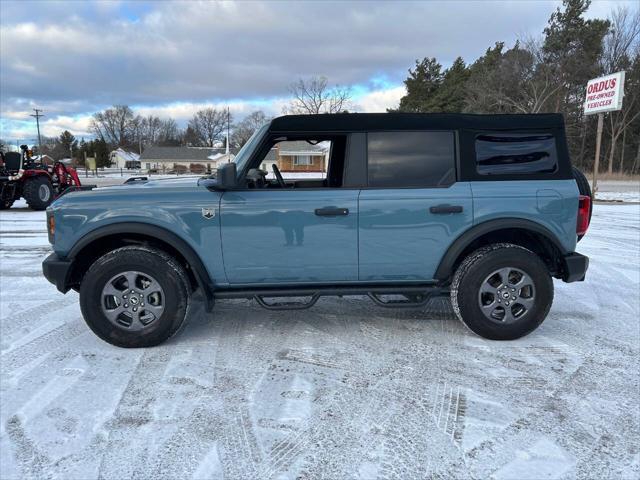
[607,56,640,174]
[91,105,136,147]
[601,6,640,74]
[602,7,640,174]
[157,118,180,146]
[283,76,352,114]
[231,110,271,148]
[140,115,162,145]
[188,108,229,147]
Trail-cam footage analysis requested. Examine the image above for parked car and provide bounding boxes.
[42,113,591,347]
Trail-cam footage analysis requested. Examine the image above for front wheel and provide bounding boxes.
[451,243,553,340]
[79,246,190,348]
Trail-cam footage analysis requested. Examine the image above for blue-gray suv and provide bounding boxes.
[42,113,591,347]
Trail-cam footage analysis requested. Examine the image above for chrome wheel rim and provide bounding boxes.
[478,267,535,324]
[39,184,51,201]
[101,271,165,331]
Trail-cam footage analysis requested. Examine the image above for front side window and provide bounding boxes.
[475,133,558,175]
[367,131,455,188]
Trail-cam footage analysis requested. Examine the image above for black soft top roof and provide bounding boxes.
[269,112,565,132]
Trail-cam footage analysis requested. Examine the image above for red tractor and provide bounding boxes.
[0,145,93,210]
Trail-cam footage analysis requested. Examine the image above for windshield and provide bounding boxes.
[233,123,269,176]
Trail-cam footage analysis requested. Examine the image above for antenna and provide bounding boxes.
[30,108,44,154]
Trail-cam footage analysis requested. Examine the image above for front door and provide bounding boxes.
[220,189,359,285]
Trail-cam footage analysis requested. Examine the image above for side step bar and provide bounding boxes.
[254,293,321,310]
[213,284,448,310]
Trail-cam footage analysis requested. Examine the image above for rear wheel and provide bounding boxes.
[79,246,190,348]
[451,243,553,340]
[23,176,54,210]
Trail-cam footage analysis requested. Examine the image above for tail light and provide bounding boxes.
[576,195,591,236]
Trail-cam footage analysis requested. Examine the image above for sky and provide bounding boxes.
[0,0,636,143]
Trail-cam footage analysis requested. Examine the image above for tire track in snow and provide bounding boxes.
[1,297,77,343]
[217,402,263,479]
[5,415,52,480]
[142,400,223,479]
[1,321,87,375]
[96,349,170,480]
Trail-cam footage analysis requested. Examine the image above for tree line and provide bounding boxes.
[8,75,348,168]
[6,107,273,168]
[392,0,640,175]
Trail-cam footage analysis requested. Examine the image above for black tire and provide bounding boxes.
[0,198,14,209]
[572,167,592,241]
[79,246,190,348]
[23,176,54,210]
[451,243,553,340]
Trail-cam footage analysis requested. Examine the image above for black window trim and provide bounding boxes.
[234,130,355,192]
[363,129,459,190]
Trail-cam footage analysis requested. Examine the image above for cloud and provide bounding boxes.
[0,83,407,141]
[355,86,406,112]
[1,1,556,107]
[1,0,635,141]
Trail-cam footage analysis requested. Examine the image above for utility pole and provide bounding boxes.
[226,106,230,161]
[30,108,44,154]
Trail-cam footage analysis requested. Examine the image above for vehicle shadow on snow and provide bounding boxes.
[172,292,465,345]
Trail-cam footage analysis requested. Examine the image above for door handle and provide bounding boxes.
[315,207,349,216]
[430,204,463,214]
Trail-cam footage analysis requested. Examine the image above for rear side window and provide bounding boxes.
[475,133,558,175]
[367,131,455,188]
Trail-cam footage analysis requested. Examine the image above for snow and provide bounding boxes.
[1,198,639,479]
[595,180,640,203]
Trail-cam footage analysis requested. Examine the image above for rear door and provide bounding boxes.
[358,131,472,281]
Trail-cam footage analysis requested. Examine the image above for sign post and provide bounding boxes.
[583,71,625,193]
[593,113,603,193]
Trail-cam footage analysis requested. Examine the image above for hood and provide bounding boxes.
[99,176,203,191]
[51,175,212,208]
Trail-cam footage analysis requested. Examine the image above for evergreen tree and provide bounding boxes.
[57,130,78,160]
[544,0,610,110]
[431,57,470,112]
[394,57,443,112]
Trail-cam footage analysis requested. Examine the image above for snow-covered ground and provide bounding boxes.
[595,180,640,203]
[1,199,639,479]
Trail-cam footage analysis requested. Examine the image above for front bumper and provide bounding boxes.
[561,252,589,283]
[42,252,72,293]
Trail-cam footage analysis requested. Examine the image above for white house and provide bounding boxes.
[109,148,141,169]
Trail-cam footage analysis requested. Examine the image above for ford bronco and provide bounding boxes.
[42,113,591,348]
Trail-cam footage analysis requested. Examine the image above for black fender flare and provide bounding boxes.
[68,222,214,309]
[434,218,569,281]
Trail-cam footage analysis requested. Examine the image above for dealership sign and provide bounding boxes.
[584,71,625,115]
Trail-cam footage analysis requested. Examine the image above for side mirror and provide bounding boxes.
[216,162,237,189]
